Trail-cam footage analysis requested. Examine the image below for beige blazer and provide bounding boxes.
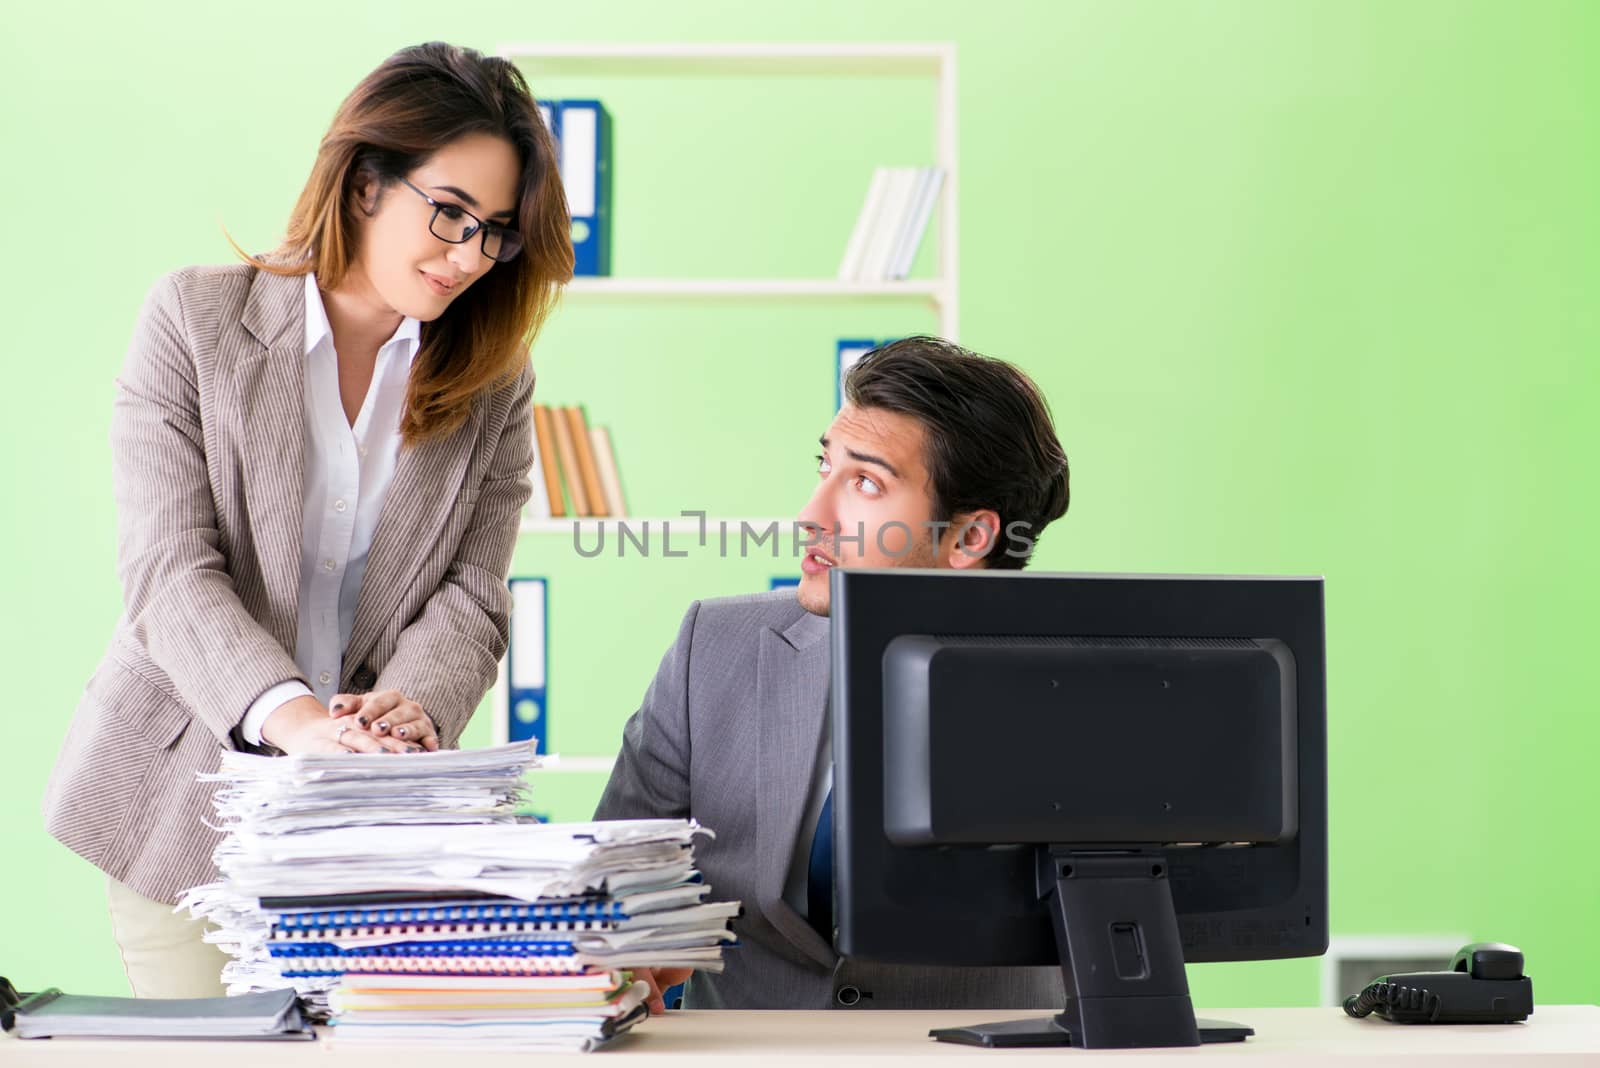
[43,263,534,903]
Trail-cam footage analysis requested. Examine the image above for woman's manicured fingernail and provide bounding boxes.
[408,745,422,753]
[356,716,368,726]
[396,727,407,738]
[332,702,344,711]
[377,721,389,731]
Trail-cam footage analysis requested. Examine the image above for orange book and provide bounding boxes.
[564,406,610,517]
[548,404,591,517]
[531,405,566,517]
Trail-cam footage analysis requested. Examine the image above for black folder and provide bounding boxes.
[1,983,314,1041]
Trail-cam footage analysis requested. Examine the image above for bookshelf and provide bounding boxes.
[498,41,959,338]
[493,41,959,767]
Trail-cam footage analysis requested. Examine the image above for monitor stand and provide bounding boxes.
[931,848,1253,1049]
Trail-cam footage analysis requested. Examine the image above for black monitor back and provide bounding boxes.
[830,569,1327,967]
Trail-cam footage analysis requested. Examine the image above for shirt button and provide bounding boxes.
[334,499,347,512]
[359,445,369,458]
[323,558,336,571]
[319,671,332,685]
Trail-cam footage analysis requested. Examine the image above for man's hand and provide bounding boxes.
[262,695,410,754]
[327,689,440,752]
[635,967,694,1015]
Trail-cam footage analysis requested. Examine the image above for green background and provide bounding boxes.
[1,0,1595,1009]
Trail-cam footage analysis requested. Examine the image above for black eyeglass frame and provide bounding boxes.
[397,177,523,263]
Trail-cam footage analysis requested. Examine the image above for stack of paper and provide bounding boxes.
[180,742,736,1051]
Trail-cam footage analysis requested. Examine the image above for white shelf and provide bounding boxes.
[497,41,952,77]
[534,755,618,775]
[497,40,959,340]
[564,277,949,303]
[520,516,797,536]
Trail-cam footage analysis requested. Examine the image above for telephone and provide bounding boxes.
[1342,942,1533,1024]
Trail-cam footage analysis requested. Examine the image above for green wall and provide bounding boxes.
[2,0,1595,1009]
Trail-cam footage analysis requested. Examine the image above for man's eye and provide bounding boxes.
[816,454,830,474]
[857,475,882,496]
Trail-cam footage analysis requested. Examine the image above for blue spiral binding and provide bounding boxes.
[270,939,580,959]
[273,900,627,931]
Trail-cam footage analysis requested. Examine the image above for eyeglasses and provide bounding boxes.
[398,177,524,263]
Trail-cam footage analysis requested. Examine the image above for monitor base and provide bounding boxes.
[931,1015,1253,1048]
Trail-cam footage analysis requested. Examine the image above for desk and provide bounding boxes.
[4,1006,1598,1065]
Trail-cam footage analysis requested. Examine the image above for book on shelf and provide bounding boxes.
[528,404,628,520]
[588,425,627,516]
[836,165,945,282]
[527,410,554,520]
[531,405,566,518]
[544,403,592,517]
[889,167,945,280]
[564,407,610,516]
[835,168,890,281]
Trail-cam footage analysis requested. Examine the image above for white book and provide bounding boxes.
[890,167,944,280]
[836,168,889,281]
[589,425,626,516]
[526,418,553,519]
[859,167,917,282]
[884,167,931,281]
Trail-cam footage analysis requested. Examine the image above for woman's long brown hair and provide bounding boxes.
[243,42,572,443]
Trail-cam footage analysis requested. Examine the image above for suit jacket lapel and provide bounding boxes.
[341,397,483,679]
[755,609,834,969]
[232,268,306,654]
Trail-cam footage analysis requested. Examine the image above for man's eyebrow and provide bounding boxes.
[819,435,900,480]
[432,185,516,221]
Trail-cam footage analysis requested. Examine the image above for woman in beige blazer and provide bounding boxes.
[43,42,572,997]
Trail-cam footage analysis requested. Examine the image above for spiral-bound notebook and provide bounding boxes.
[271,938,591,979]
[271,897,626,931]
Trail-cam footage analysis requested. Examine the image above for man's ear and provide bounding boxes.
[943,509,1000,570]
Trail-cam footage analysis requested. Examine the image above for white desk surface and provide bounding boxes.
[5,1006,1598,1066]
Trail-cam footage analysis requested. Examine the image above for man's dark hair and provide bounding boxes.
[843,336,1069,569]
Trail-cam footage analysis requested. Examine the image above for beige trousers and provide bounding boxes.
[105,876,229,998]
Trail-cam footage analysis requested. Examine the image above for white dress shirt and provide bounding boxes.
[239,272,421,745]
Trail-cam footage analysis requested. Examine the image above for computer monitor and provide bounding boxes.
[830,569,1327,1049]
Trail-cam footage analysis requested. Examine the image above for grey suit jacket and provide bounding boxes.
[595,589,1065,1011]
[43,264,534,903]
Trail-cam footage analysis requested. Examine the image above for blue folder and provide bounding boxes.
[836,339,881,410]
[507,576,548,751]
[557,99,613,276]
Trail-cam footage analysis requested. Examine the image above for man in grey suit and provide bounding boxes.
[596,337,1072,1012]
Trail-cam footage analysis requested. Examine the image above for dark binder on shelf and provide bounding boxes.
[507,576,549,751]
[558,99,613,276]
[836,338,881,409]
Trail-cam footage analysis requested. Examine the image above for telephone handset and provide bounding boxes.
[1342,942,1533,1024]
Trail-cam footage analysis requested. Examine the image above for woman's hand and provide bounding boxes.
[262,695,411,754]
[327,689,440,752]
